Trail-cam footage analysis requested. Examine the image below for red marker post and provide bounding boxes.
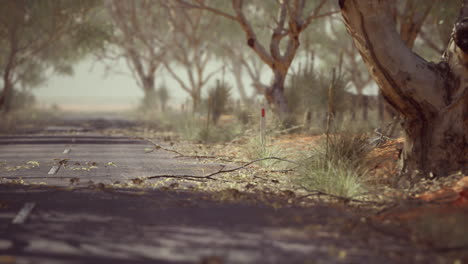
[261,105,266,146]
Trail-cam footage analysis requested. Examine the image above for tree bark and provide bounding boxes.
[340,0,468,177]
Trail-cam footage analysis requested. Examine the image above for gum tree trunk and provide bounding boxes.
[340,0,468,177]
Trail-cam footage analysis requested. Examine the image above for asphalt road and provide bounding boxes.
[0,133,224,187]
[0,125,447,264]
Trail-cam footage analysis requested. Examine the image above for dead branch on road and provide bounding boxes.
[137,137,185,156]
[143,157,298,182]
[140,137,300,165]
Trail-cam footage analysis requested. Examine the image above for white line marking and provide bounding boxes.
[48,165,61,175]
[63,148,71,154]
[12,202,36,224]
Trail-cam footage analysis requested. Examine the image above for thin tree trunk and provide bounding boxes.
[1,29,18,114]
[0,81,13,113]
[232,62,248,104]
[191,92,201,113]
[141,76,157,110]
[265,70,289,117]
[361,94,369,121]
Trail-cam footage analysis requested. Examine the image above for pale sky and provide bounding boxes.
[33,57,261,112]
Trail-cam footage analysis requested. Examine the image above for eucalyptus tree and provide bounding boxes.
[0,0,105,113]
[177,0,337,117]
[340,0,468,177]
[163,3,223,112]
[214,19,266,104]
[104,0,170,109]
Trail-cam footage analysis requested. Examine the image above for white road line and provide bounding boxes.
[48,165,61,175]
[12,202,36,224]
[63,148,71,154]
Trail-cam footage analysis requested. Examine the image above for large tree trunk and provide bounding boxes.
[340,0,468,177]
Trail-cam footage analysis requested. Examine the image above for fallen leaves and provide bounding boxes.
[3,161,40,171]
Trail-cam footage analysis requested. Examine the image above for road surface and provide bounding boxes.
[0,123,450,264]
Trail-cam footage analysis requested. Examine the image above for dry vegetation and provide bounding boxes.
[2,101,467,262]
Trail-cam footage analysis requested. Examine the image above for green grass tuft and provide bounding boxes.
[244,138,285,168]
[296,133,372,198]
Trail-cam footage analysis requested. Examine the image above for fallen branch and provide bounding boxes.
[144,157,297,182]
[139,137,240,162]
[137,137,184,156]
[140,137,300,167]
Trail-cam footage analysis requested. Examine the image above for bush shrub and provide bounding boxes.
[296,133,371,198]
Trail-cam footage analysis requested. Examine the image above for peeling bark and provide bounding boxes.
[340,0,468,177]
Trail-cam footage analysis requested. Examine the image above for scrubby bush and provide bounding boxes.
[296,133,372,198]
[244,137,285,168]
[285,66,351,129]
[207,80,231,125]
[170,112,241,143]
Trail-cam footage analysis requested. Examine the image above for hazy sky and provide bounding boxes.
[33,57,261,112]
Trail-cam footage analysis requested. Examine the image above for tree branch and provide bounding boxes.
[340,0,446,117]
[174,0,238,21]
[144,157,297,181]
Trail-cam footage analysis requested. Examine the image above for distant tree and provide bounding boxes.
[163,4,223,112]
[0,0,105,113]
[103,0,169,110]
[211,14,266,105]
[177,0,337,118]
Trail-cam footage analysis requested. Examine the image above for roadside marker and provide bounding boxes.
[12,203,36,224]
[261,105,266,146]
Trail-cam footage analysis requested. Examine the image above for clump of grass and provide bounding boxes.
[323,132,371,169]
[172,113,202,141]
[169,112,241,143]
[244,138,284,168]
[196,124,240,144]
[298,158,367,198]
[296,133,371,198]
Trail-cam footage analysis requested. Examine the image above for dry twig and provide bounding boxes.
[144,157,297,182]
